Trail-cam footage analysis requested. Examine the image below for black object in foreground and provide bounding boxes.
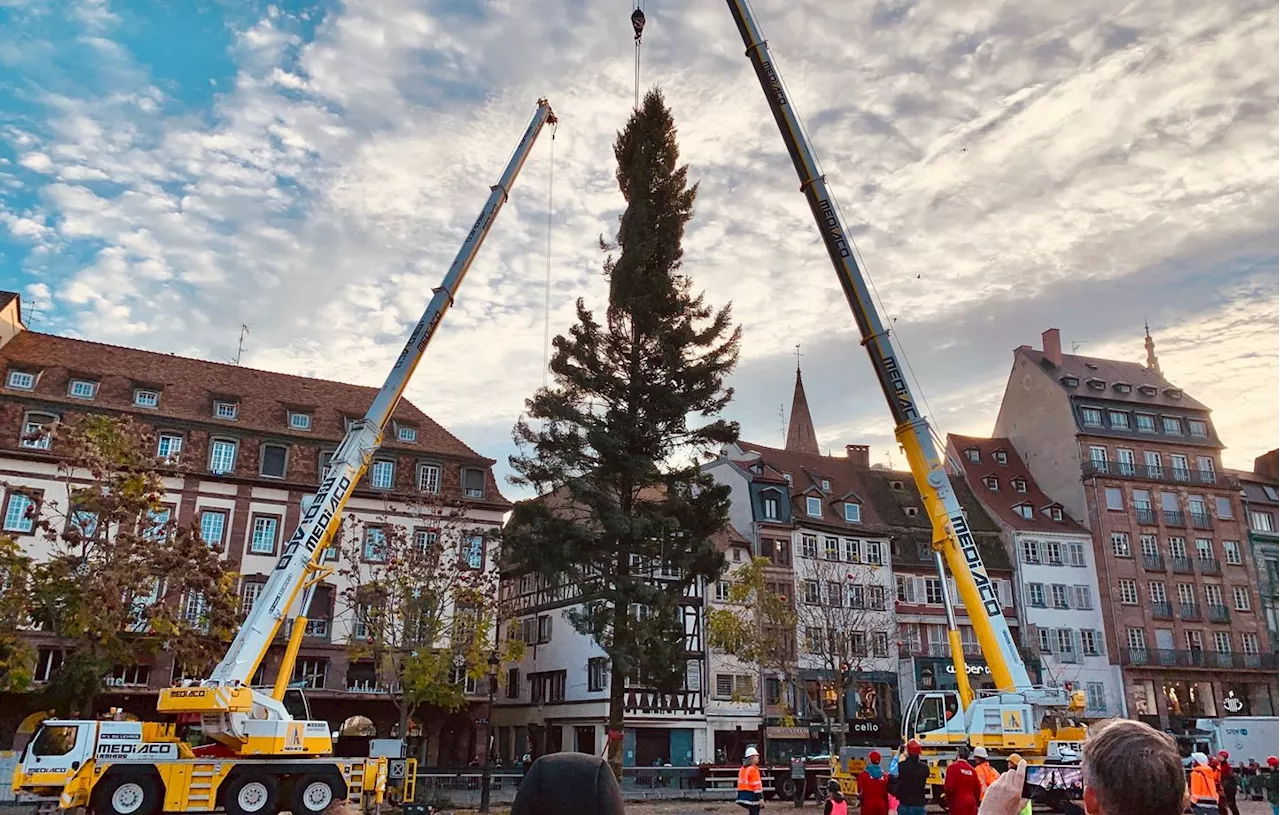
[510,753,626,815]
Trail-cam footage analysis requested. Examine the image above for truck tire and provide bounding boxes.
[290,774,344,815]
[93,772,162,815]
[779,777,800,799]
[223,772,280,815]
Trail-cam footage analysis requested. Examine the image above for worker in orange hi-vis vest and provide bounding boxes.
[737,746,765,815]
[972,746,1000,798]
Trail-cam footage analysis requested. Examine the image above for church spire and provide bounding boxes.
[785,346,820,456]
[1144,321,1163,377]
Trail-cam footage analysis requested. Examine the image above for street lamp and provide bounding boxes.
[479,650,500,814]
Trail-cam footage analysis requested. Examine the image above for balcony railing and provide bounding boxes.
[1143,554,1166,572]
[1207,604,1231,623]
[1190,512,1214,530]
[1136,508,1158,526]
[1083,460,1219,486]
[1151,601,1174,619]
[1199,557,1222,575]
[1179,602,1201,621]
[1171,556,1195,573]
[1120,648,1278,670]
[1164,510,1186,526]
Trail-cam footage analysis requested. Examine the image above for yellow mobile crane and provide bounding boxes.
[11,98,557,815]
[721,0,1088,795]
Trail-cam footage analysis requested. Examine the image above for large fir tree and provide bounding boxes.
[505,88,741,776]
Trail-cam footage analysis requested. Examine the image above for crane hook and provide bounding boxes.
[631,7,646,42]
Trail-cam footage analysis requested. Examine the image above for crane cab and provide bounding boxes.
[902,691,968,747]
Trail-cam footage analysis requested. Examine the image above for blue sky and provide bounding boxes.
[0,0,1276,498]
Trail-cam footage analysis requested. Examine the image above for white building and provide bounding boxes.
[948,434,1125,718]
[0,290,509,761]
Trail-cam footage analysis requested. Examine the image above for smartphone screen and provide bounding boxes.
[1022,764,1085,800]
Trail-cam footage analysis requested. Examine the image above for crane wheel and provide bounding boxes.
[291,774,344,815]
[93,771,162,815]
[223,772,280,815]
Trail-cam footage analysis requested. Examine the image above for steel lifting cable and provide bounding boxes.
[631,1,646,110]
[542,121,557,387]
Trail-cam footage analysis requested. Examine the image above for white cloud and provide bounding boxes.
[1,0,1276,487]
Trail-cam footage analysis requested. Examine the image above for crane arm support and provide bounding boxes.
[194,98,558,691]
[723,0,1032,691]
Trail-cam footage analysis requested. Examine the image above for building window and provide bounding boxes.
[802,580,820,605]
[994,451,1008,465]
[823,537,839,561]
[1112,532,1131,558]
[1086,682,1106,711]
[1117,448,1136,475]
[806,496,822,517]
[983,476,999,491]
[1067,542,1086,566]
[1222,540,1241,565]
[820,479,830,492]
[1215,497,1234,519]
[249,516,279,555]
[588,658,608,692]
[1050,507,1064,521]
[1088,446,1108,471]
[1027,583,1045,607]
[966,448,980,463]
[133,388,160,408]
[417,463,441,493]
[2,492,38,533]
[292,658,328,689]
[157,433,182,462]
[1188,419,1208,437]
[1072,585,1092,609]
[199,509,226,548]
[537,614,552,644]
[1213,631,1232,653]
[800,535,817,559]
[762,495,779,520]
[68,379,97,399]
[1044,541,1062,565]
[1050,584,1069,608]
[1103,487,1123,510]
[1204,583,1223,607]
[1037,628,1052,654]
[370,459,395,490]
[1081,630,1100,656]
[924,578,944,605]
[1252,512,1276,533]
[1126,627,1146,651]
[1012,478,1027,493]
[209,439,237,474]
[1232,586,1251,612]
[1108,410,1130,429]
[865,540,882,565]
[413,528,438,552]
[214,401,238,420]
[396,425,418,443]
[1242,632,1260,655]
[363,527,387,562]
[715,581,730,602]
[1016,505,1033,520]
[1081,407,1104,427]
[1161,416,1181,435]
[241,581,264,616]
[20,412,56,449]
[506,667,521,698]
[463,535,484,569]
[462,468,485,499]
[1135,414,1156,433]
[260,444,287,479]
[1118,579,1138,605]
[1149,581,1167,603]
[844,502,861,523]
[6,370,35,390]
[1062,376,1079,387]
[289,411,312,430]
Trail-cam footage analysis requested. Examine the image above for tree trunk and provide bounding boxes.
[606,601,628,780]
[835,680,847,752]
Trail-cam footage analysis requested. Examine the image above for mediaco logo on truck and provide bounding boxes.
[95,743,179,761]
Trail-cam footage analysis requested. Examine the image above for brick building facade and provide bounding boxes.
[994,327,1276,729]
[0,291,510,760]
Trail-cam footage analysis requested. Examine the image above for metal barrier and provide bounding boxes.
[0,752,16,803]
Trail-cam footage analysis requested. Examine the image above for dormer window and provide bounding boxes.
[1012,478,1028,493]
[68,379,97,399]
[904,506,919,517]
[1061,376,1079,388]
[965,448,980,463]
[844,502,861,523]
[762,493,780,520]
[890,480,904,491]
[783,473,792,482]
[1050,507,1064,522]
[1188,419,1208,438]
[1164,388,1182,400]
[983,476,999,491]
[1080,407,1104,427]
[133,389,160,408]
[288,411,312,430]
[1084,362,1099,370]
[993,451,1008,465]
[1086,378,1106,390]
[1161,416,1182,435]
[214,401,239,420]
[1016,504,1033,520]
[1108,410,1130,429]
[1113,382,1132,394]
[806,496,822,517]
[1138,385,1158,397]
[821,479,830,492]
[396,425,418,443]
[6,370,36,390]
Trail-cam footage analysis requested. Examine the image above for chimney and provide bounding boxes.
[1042,328,1063,367]
[1255,449,1279,481]
[846,444,870,469]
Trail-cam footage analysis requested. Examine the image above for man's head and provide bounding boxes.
[906,739,922,756]
[957,745,971,761]
[972,746,989,763]
[868,750,882,765]
[1081,719,1185,815]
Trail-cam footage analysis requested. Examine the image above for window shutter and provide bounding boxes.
[914,577,927,603]
[998,579,1013,607]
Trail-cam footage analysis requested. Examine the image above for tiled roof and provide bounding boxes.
[1017,346,1208,411]
[0,330,488,463]
[735,440,888,531]
[947,434,1088,535]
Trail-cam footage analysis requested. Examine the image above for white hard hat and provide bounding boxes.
[972,746,988,759]
[745,747,760,758]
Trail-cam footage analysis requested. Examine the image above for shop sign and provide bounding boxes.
[766,726,810,740]
[946,664,992,675]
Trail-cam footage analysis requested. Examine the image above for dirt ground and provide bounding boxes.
[453,799,1278,814]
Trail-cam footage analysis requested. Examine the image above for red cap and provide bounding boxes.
[1269,756,1278,768]
[907,739,922,755]
[1218,750,1229,759]
[868,751,882,764]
